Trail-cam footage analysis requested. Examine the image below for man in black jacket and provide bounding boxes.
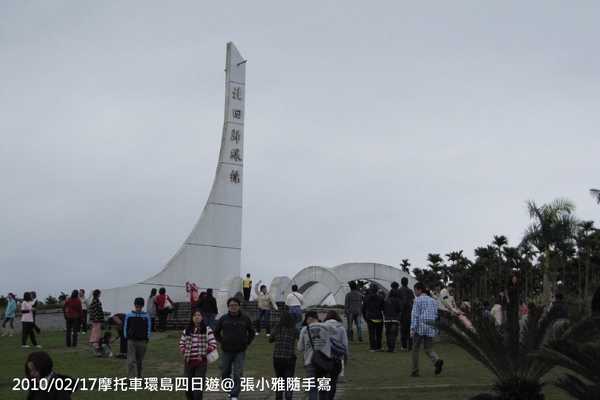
[214,297,255,400]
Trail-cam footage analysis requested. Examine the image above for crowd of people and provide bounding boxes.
[2,272,584,400]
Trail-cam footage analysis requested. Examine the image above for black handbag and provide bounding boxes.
[307,326,333,373]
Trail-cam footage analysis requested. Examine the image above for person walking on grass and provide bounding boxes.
[362,284,384,352]
[2,292,16,337]
[179,308,217,400]
[298,310,338,400]
[410,282,443,377]
[323,310,348,400]
[21,292,41,348]
[214,297,255,400]
[344,281,363,342]
[124,297,151,379]
[268,312,299,400]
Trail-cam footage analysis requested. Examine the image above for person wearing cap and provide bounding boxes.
[298,310,338,400]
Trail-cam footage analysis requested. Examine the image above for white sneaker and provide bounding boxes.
[22,345,29,348]
[35,345,43,348]
[1,333,7,337]
[255,332,259,336]
[266,334,271,337]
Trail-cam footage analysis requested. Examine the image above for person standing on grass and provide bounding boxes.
[89,289,104,343]
[2,292,16,337]
[30,291,41,334]
[400,291,414,351]
[21,291,41,348]
[147,288,158,332]
[124,297,151,379]
[410,282,443,377]
[62,290,84,348]
[214,297,255,400]
[254,281,278,337]
[383,288,401,353]
[268,312,299,400]
[79,289,89,334]
[179,308,217,400]
[344,281,363,342]
[362,284,385,352]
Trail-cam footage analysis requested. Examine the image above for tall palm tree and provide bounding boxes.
[474,245,497,301]
[427,253,445,284]
[575,221,596,299]
[493,235,508,292]
[590,188,600,204]
[436,302,555,399]
[522,198,579,305]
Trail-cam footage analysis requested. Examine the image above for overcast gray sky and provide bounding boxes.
[1,1,599,300]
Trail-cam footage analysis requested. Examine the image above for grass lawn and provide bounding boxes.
[0,330,569,399]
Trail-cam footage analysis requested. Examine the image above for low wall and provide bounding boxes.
[6,303,354,332]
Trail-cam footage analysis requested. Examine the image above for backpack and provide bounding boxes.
[329,336,347,358]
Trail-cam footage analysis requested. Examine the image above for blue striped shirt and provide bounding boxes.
[410,294,438,337]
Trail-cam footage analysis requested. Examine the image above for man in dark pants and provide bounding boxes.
[410,282,443,377]
[214,297,255,400]
[124,298,151,379]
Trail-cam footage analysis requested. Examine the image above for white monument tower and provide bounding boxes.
[100,43,246,313]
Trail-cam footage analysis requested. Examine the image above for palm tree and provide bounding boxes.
[522,198,579,305]
[537,313,600,399]
[427,253,445,284]
[590,188,600,204]
[493,235,508,292]
[576,221,596,300]
[474,245,497,301]
[400,259,411,273]
[436,302,555,399]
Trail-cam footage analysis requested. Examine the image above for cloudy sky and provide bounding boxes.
[1,1,599,300]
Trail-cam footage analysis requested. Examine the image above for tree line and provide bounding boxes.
[410,197,600,307]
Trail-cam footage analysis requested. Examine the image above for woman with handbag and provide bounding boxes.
[323,310,348,400]
[179,308,217,400]
[155,287,173,332]
[268,312,299,400]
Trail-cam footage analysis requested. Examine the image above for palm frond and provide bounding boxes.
[435,302,554,398]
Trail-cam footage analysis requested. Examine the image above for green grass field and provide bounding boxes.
[0,330,568,399]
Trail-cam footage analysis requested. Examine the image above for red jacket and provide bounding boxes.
[155,294,173,310]
[62,298,84,320]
